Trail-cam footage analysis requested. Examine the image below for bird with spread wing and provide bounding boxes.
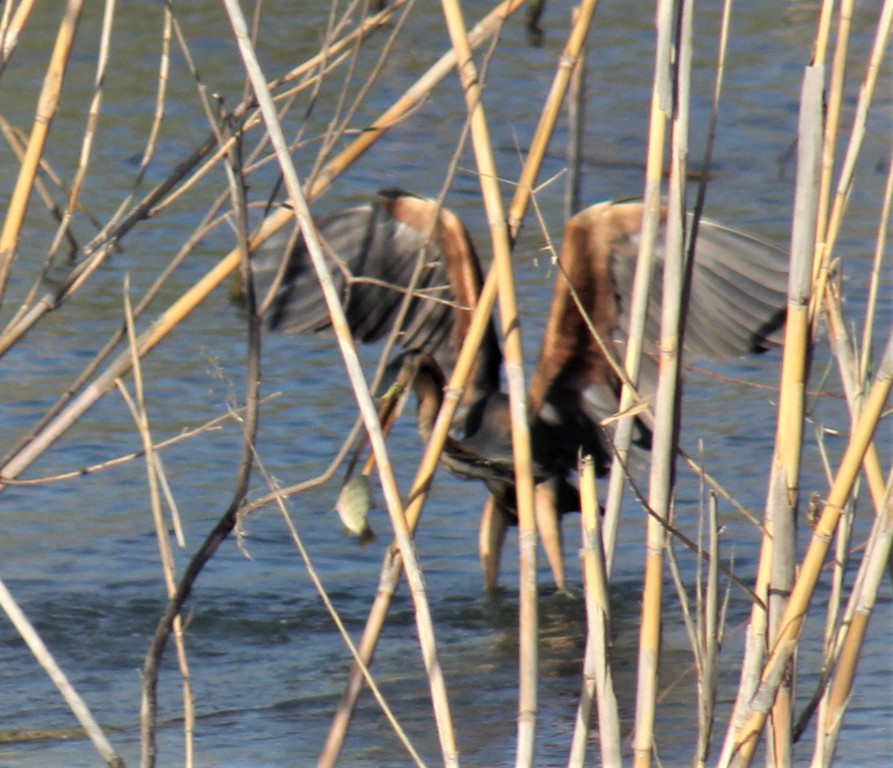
[252,190,787,590]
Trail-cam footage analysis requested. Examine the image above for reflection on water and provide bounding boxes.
[0,0,890,765]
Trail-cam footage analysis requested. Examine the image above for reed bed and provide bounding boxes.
[0,1,889,766]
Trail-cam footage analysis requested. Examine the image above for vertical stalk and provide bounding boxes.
[436,1,538,763]
[811,0,854,291]
[633,0,691,762]
[0,0,39,77]
[569,455,621,767]
[767,62,823,767]
[602,0,672,578]
[695,494,721,767]
[564,6,587,221]
[809,0,893,327]
[860,143,893,385]
[718,62,824,768]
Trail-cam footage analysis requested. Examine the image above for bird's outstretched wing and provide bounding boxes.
[252,190,502,410]
[529,200,788,474]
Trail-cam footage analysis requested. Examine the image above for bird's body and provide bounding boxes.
[256,190,788,590]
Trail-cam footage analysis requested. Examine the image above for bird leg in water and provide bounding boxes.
[479,496,509,592]
[535,480,565,591]
[478,482,566,592]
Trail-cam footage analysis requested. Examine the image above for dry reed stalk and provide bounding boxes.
[861,144,892,383]
[802,280,888,756]
[569,454,621,767]
[809,0,893,327]
[140,110,264,768]
[823,287,888,525]
[222,3,461,765]
[806,7,881,629]
[253,452,430,768]
[696,494,721,767]
[0,115,82,262]
[0,0,409,355]
[1,399,264,487]
[768,67,825,764]
[507,0,599,234]
[27,0,117,334]
[7,0,115,338]
[0,0,38,76]
[601,0,671,580]
[660,452,730,768]
[437,2,539,763]
[0,0,526,490]
[95,3,172,249]
[0,0,85,306]
[119,284,195,768]
[635,11,692,767]
[818,291,858,679]
[563,6,587,221]
[688,0,731,230]
[625,2,673,765]
[727,332,892,767]
[717,63,823,768]
[811,0,854,292]
[317,272,501,765]
[0,576,124,767]
[811,484,893,766]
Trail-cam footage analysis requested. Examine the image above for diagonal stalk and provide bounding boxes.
[0,0,85,306]
[727,332,892,767]
[0,0,525,488]
[221,1,461,764]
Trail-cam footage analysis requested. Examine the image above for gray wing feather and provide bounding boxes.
[254,203,455,359]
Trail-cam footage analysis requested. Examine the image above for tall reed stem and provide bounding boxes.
[569,455,621,767]
[222,2,461,764]
[602,0,670,579]
[728,332,892,767]
[507,0,600,231]
[716,60,823,768]
[437,1,538,763]
[633,0,693,763]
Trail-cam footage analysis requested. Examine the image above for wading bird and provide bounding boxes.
[254,190,787,590]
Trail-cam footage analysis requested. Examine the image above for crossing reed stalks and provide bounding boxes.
[0,2,888,766]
